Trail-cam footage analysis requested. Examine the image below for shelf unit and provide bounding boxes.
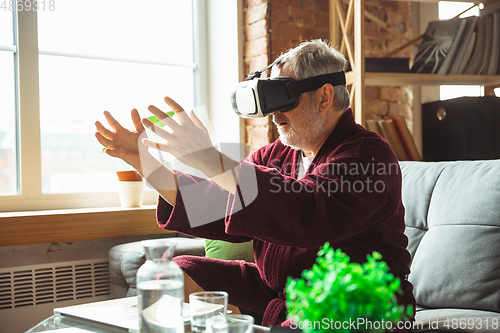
[329,0,500,125]
[346,72,500,87]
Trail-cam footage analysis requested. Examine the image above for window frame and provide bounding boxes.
[0,0,244,247]
[0,1,208,212]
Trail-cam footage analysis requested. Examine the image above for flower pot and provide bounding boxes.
[116,171,144,208]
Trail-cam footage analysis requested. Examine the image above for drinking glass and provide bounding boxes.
[189,291,228,332]
[207,314,254,333]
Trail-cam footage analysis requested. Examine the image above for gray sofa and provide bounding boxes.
[109,159,500,332]
[401,159,500,332]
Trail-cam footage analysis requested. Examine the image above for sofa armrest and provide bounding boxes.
[109,236,206,299]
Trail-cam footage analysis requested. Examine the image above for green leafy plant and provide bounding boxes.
[285,243,413,333]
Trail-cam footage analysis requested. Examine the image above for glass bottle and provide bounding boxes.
[137,239,184,333]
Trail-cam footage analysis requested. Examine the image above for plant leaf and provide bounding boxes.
[147,111,175,128]
[285,243,412,333]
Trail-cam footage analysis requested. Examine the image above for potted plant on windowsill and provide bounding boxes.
[105,113,174,208]
[116,170,144,208]
[285,243,413,333]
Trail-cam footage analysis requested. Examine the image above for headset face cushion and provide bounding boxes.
[256,77,301,116]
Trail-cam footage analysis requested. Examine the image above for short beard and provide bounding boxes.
[277,94,325,152]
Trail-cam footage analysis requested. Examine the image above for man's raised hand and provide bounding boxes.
[141,96,217,171]
[95,109,147,173]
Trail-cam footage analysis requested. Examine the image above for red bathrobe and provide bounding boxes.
[156,109,415,326]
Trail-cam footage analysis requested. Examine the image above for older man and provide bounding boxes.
[95,40,415,327]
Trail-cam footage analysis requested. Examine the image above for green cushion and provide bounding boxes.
[204,240,254,262]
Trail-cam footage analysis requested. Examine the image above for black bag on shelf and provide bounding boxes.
[422,96,500,161]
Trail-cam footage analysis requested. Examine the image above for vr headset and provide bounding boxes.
[230,64,346,118]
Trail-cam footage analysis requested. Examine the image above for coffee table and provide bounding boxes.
[26,313,123,332]
[26,312,272,333]
[25,296,272,333]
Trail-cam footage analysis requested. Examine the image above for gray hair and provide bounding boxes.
[273,39,350,112]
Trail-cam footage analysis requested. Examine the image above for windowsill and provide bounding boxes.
[0,204,156,218]
[0,205,174,247]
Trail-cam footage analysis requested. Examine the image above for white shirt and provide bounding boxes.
[298,154,315,179]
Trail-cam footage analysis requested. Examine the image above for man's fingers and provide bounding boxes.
[164,96,184,113]
[103,111,124,131]
[164,96,189,123]
[142,138,169,152]
[95,132,114,150]
[190,110,208,133]
[147,105,181,130]
[142,118,174,140]
[105,148,120,158]
[147,104,170,120]
[131,109,145,133]
[95,121,115,140]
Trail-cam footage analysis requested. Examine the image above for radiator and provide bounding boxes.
[0,258,110,333]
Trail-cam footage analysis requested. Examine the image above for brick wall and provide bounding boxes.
[364,1,414,133]
[243,0,414,152]
[268,0,330,62]
[244,0,271,153]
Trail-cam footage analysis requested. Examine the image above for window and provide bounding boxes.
[0,10,17,196]
[0,0,206,211]
[438,1,482,100]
